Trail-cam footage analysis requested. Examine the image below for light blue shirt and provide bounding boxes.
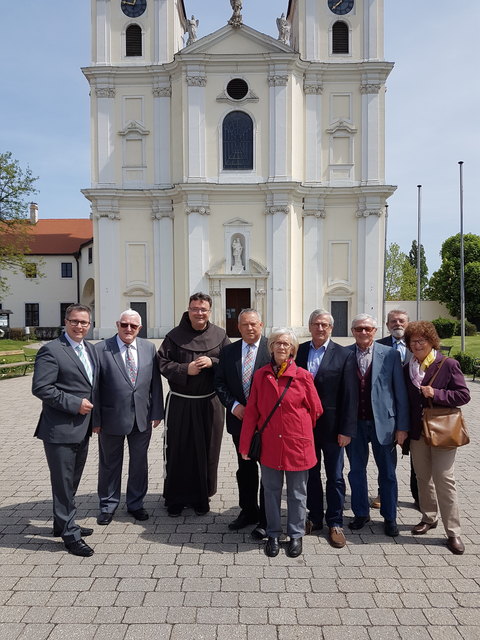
[307,338,330,378]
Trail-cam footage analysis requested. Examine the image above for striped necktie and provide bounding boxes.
[75,343,93,384]
[125,344,138,385]
[242,344,255,399]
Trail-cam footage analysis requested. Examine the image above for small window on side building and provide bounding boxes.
[61,262,73,278]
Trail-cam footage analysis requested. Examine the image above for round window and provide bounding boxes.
[226,78,249,100]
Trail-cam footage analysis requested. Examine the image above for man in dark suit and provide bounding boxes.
[93,309,164,525]
[32,303,98,557]
[215,309,270,538]
[296,309,358,548]
[377,309,412,365]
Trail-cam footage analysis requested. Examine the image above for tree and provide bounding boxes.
[0,152,38,299]
[407,240,429,299]
[429,233,480,327]
[384,242,417,300]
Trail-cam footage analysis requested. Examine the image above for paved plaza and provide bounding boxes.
[1,372,479,640]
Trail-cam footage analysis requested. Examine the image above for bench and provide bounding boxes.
[0,349,36,377]
[473,358,480,382]
[439,345,452,356]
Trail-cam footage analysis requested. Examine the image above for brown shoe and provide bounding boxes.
[328,526,346,548]
[371,495,381,509]
[447,536,465,555]
[411,521,438,535]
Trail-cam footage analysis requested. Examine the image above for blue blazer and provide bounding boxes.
[349,341,410,445]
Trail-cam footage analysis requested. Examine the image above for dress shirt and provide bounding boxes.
[356,345,373,376]
[116,335,138,368]
[393,338,407,364]
[64,332,94,375]
[307,338,330,378]
[232,339,261,414]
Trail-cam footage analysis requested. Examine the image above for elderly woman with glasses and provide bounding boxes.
[239,328,322,558]
[403,321,470,555]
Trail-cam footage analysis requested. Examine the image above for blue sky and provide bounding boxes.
[1,1,478,273]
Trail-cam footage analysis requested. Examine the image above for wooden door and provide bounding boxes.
[225,288,251,337]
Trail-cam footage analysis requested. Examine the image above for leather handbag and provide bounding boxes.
[247,377,292,462]
[421,357,470,449]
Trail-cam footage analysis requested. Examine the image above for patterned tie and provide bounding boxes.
[125,344,137,385]
[242,344,255,399]
[75,343,93,384]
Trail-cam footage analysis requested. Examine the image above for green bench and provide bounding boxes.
[0,349,36,377]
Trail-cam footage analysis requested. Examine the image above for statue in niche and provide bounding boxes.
[228,0,243,28]
[276,13,290,44]
[186,15,199,45]
[231,237,244,273]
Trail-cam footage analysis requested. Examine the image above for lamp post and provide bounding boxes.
[416,185,422,321]
[459,161,465,353]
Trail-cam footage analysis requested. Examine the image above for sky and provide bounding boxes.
[1,0,478,274]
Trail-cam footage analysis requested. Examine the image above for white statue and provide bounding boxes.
[276,13,290,45]
[229,0,243,27]
[232,237,244,272]
[186,15,199,46]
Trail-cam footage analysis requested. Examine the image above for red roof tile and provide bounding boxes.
[25,219,93,255]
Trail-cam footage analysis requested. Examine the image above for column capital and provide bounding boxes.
[186,205,210,216]
[186,75,207,87]
[265,205,290,216]
[153,86,172,97]
[95,87,116,98]
[268,75,289,87]
[360,82,381,95]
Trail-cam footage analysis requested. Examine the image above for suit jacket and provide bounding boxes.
[32,334,98,444]
[376,335,412,364]
[94,336,164,435]
[296,340,358,442]
[404,353,470,440]
[349,342,410,445]
[214,336,270,437]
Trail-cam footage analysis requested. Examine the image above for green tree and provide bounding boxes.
[407,239,429,299]
[384,242,417,300]
[429,233,480,327]
[0,152,38,299]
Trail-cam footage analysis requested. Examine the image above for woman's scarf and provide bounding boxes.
[271,356,293,379]
[409,349,437,389]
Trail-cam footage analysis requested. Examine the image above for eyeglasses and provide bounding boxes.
[311,322,331,329]
[66,319,90,327]
[353,326,376,333]
[188,307,211,314]
[273,341,291,348]
[119,322,139,330]
[410,338,427,346]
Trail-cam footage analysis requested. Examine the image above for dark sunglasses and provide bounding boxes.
[119,322,139,330]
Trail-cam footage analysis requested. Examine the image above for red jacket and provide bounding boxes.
[239,361,322,471]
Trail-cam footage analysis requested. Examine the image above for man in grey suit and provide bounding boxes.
[346,313,409,537]
[94,309,164,525]
[215,309,270,538]
[32,303,97,557]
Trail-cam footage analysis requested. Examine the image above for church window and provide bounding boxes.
[332,21,349,54]
[226,79,249,101]
[126,24,142,57]
[222,111,253,170]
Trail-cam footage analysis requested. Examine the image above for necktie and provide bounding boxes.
[242,344,255,399]
[75,343,93,384]
[394,340,406,364]
[358,349,370,376]
[125,344,137,385]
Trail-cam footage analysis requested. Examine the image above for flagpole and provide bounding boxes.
[416,185,422,320]
[459,161,465,353]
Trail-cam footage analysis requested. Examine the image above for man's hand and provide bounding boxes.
[338,434,351,448]
[92,426,101,434]
[195,356,212,369]
[420,385,435,399]
[232,405,245,420]
[395,430,408,447]
[79,399,93,415]
[187,361,202,376]
[152,420,162,429]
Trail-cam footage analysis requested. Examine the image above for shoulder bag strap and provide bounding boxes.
[257,376,293,435]
[426,356,447,408]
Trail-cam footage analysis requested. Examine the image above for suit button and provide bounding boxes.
[278,434,282,438]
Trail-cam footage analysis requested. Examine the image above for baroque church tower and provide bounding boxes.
[83,0,394,338]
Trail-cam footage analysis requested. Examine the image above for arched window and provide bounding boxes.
[126,24,142,57]
[222,111,253,170]
[332,21,349,54]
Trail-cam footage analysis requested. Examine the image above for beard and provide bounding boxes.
[391,328,405,339]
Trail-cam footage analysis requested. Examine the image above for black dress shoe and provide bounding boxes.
[128,508,149,521]
[287,537,303,558]
[193,504,210,516]
[384,519,399,537]
[447,536,465,555]
[411,521,437,535]
[53,526,93,538]
[64,538,94,557]
[250,526,267,540]
[97,513,113,526]
[228,512,259,530]
[167,504,183,517]
[264,536,280,557]
[348,516,370,530]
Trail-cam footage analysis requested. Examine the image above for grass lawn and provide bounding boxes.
[0,340,38,377]
[439,335,480,357]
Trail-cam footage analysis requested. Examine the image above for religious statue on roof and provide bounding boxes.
[186,15,199,45]
[228,0,243,28]
[276,13,291,45]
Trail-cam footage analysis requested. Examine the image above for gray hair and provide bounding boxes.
[308,308,334,326]
[267,327,299,358]
[351,313,377,329]
[238,308,262,323]
[119,308,142,324]
[386,309,409,323]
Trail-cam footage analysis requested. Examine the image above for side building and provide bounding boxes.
[82,0,394,338]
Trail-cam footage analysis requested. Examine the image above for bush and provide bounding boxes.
[454,320,477,337]
[34,327,62,340]
[432,317,456,339]
[452,352,476,374]
[8,327,27,340]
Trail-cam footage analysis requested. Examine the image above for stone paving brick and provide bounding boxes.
[92,624,127,640]
[169,624,216,640]
[124,624,172,639]
[46,624,98,640]
[217,624,247,640]
[367,627,401,640]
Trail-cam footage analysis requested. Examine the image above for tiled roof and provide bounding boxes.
[25,219,93,255]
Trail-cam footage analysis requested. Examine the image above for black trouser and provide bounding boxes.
[232,433,266,528]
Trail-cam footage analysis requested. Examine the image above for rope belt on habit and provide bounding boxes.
[168,391,216,399]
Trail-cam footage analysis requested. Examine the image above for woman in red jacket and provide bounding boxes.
[239,328,322,558]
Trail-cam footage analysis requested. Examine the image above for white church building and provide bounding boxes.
[82,0,395,338]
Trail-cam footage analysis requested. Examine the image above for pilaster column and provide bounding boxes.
[153,82,172,185]
[360,80,381,185]
[356,202,383,316]
[95,0,111,65]
[186,203,210,294]
[304,76,323,183]
[94,84,116,185]
[268,70,289,182]
[303,201,326,324]
[152,202,174,336]
[363,0,382,61]
[265,205,290,327]
[93,199,121,338]
[304,0,320,61]
[186,68,207,182]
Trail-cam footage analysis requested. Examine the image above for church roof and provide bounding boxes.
[25,219,93,255]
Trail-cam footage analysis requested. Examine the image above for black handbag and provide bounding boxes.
[247,377,292,462]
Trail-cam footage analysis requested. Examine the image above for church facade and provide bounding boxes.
[82,0,395,338]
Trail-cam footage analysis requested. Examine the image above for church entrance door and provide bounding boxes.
[225,288,251,337]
